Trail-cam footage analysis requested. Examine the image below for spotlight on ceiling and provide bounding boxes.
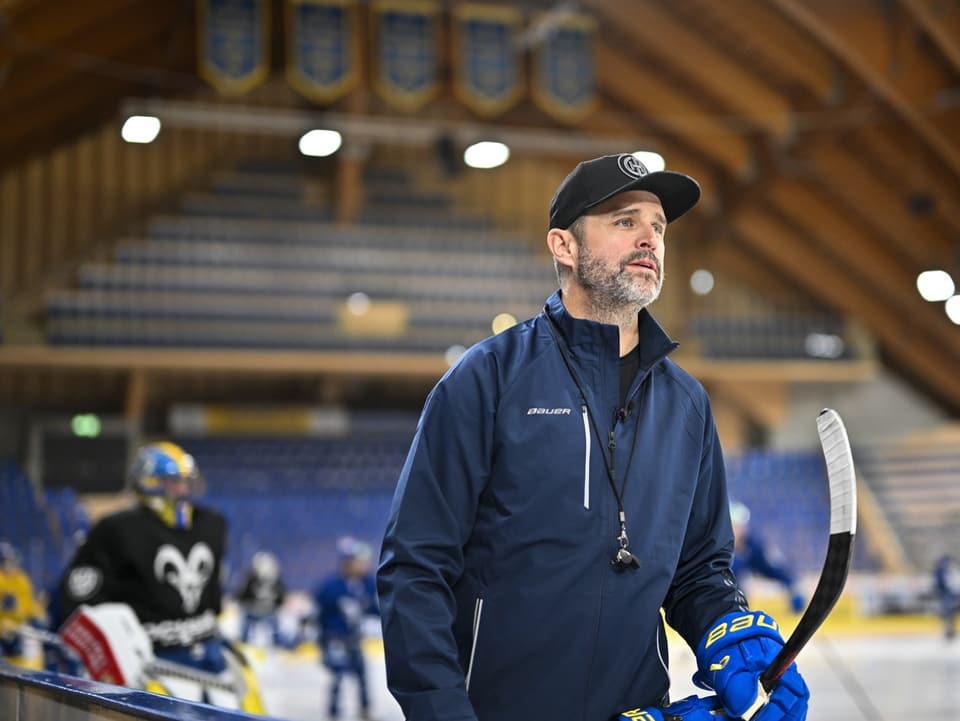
[916,269,955,302]
[464,141,510,169]
[298,129,343,157]
[946,295,960,325]
[121,115,161,144]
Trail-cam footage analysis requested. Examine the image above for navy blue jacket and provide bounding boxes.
[378,291,744,721]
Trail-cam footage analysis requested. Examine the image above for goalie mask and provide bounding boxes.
[130,442,202,530]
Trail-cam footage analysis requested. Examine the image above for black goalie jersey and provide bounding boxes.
[58,504,227,649]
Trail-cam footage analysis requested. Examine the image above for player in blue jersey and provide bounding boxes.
[933,553,959,640]
[314,536,380,720]
[731,501,806,614]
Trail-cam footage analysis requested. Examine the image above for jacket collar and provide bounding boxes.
[543,289,679,372]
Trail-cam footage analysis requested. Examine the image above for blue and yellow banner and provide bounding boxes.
[197,0,270,96]
[286,0,360,103]
[372,0,441,111]
[532,13,597,122]
[452,4,523,117]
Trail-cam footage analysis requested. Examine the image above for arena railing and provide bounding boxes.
[0,664,280,721]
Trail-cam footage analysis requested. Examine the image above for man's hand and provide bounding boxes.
[619,694,724,721]
[694,610,809,720]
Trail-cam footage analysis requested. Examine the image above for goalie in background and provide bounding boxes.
[731,501,805,614]
[54,441,264,712]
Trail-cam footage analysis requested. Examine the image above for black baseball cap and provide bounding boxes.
[549,153,701,230]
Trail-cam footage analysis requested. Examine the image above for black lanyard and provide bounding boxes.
[545,308,643,570]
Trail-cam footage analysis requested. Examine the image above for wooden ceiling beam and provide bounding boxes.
[678,0,841,106]
[0,33,187,162]
[899,0,960,74]
[596,45,754,178]
[0,81,129,167]
[733,206,960,411]
[0,1,185,112]
[702,234,813,306]
[0,0,137,65]
[842,124,960,236]
[766,176,960,351]
[801,140,956,263]
[770,0,960,181]
[586,0,793,141]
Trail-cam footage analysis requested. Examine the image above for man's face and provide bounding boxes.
[574,190,666,310]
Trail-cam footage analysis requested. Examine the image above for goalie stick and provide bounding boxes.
[745,407,858,719]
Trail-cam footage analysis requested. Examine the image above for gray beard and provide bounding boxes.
[576,248,662,327]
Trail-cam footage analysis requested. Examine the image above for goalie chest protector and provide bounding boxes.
[60,505,226,648]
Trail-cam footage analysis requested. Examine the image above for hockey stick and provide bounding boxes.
[745,408,858,719]
[618,410,858,721]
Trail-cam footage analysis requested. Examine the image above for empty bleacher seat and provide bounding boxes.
[46,160,556,350]
[856,428,960,569]
[690,313,855,361]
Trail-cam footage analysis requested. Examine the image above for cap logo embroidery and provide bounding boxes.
[617,154,648,178]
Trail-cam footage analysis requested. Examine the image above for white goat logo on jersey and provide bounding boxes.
[153,543,214,613]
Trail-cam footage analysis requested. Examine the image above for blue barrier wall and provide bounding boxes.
[0,665,279,721]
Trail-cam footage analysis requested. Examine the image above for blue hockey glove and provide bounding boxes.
[619,694,723,721]
[694,610,809,720]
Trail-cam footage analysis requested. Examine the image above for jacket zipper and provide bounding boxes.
[581,404,591,509]
[465,597,483,691]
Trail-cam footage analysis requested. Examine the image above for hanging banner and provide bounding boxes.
[286,0,360,103]
[372,0,441,111]
[452,4,523,117]
[532,13,597,122]
[197,0,270,96]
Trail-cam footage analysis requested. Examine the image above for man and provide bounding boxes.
[56,441,263,712]
[731,501,805,614]
[314,536,380,720]
[378,154,809,721]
